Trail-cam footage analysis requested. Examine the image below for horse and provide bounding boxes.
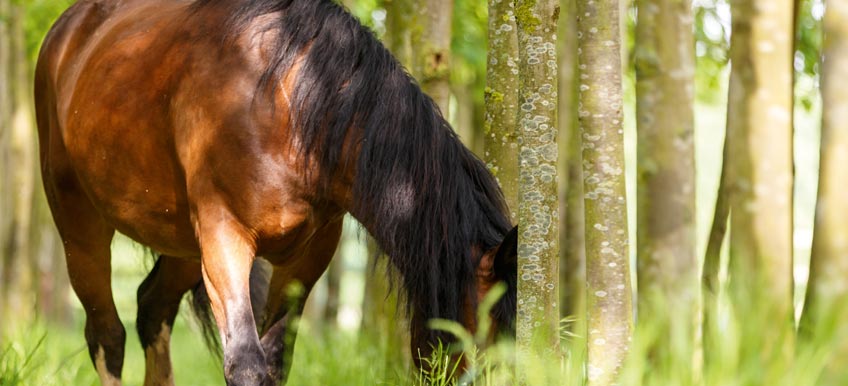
[34,0,518,384]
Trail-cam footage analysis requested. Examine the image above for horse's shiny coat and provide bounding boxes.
[35,0,517,385]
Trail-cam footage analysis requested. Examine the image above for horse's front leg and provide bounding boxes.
[260,218,343,384]
[195,208,270,386]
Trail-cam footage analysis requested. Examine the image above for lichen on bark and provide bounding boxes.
[485,0,520,220]
[576,1,633,385]
[513,0,560,378]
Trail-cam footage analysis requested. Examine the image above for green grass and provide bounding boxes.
[0,315,408,385]
[0,314,222,386]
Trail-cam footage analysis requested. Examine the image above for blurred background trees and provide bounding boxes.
[5,0,848,385]
[634,0,697,377]
[0,0,69,328]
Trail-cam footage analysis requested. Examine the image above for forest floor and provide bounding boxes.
[0,310,421,385]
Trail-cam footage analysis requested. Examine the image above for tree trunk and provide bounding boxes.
[32,191,70,324]
[1,1,38,323]
[384,0,453,115]
[634,0,697,371]
[322,252,343,326]
[576,1,633,385]
[360,239,410,365]
[799,0,848,372]
[384,0,414,67]
[0,0,12,316]
[452,84,476,149]
[484,0,519,221]
[701,129,728,366]
[414,0,452,115]
[725,0,795,369]
[514,0,560,379]
[558,0,586,325]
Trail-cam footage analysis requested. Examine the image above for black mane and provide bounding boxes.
[193,0,515,348]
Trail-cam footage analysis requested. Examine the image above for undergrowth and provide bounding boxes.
[3,286,848,385]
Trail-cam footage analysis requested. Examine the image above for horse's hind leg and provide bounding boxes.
[43,174,124,385]
[136,255,202,386]
[260,218,342,384]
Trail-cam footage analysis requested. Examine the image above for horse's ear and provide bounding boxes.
[493,226,518,276]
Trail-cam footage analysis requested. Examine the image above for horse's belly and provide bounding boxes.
[59,107,198,256]
[78,161,200,257]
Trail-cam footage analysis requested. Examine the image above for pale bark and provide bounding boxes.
[1,2,37,322]
[800,0,848,359]
[514,0,560,376]
[361,240,410,364]
[576,1,633,385]
[726,0,795,366]
[384,0,453,115]
[634,0,697,369]
[0,0,12,315]
[558,0,585,322]
[452,84,476,151]
[323,253,343,325]
[485,0,519,221]
[0,0,70,325]
[384,0,414,67]
[414,0,452,114]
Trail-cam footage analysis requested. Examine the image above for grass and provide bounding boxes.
[0,315,411,385]
[7,284,835,386]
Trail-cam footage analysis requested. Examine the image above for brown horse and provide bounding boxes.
[34,0,517,385]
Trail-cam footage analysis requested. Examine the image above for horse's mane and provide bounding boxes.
[192,0,515,346]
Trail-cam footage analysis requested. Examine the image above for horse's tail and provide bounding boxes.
[189,259,273,355]
[189,282,221,355]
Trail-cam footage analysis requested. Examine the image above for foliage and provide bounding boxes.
[693,0,730,103]
[451,0,487,104]
[795,0,824,111]
[15,0,72,64]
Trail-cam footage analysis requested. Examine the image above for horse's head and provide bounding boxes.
[471,225,518,342]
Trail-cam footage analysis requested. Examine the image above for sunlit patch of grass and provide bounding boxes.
[0,333,46,385]
[286,324,409,386]
[0,323,95,386]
